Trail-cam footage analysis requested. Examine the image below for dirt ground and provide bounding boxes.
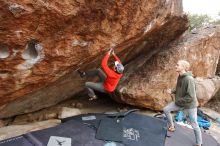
[1,93,220,144]
[205,98,220,113]
[64,93,158,116]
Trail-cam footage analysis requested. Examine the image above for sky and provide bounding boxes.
[183,0,220,18]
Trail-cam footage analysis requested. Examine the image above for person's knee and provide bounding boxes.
[191,121,200,129]
[85,82,92,88]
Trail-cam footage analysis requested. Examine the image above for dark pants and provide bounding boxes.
[85,68,107,97]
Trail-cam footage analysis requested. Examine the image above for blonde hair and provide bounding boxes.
[178,60,190,71]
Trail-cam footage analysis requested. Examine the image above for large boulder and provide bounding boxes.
[0,0,188,118]
[114,26,220,110]
[195,76,220,105]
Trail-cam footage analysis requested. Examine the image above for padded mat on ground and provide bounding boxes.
[0,136,33,146]
[122,113,167,146]
[3,112,218,146]
[62,113,106,129]
[165,123,220,146]
[95,117,123,142]
[65,112,167,146]
[0,120,106,146]
[27,120,105,146]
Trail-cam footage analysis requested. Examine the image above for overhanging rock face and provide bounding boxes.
[0,0,188,118]
[114,26,220,110]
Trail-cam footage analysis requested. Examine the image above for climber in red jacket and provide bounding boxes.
[78,49,124,100]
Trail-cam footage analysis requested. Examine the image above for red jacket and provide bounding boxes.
[101,53,123,92]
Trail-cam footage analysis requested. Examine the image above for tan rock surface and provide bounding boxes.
[201,107,220,120]
[196,76,220,105]
[58,107,81,119]
[0,120,61,141]
[0,0,188,118]
[115,26,220,110]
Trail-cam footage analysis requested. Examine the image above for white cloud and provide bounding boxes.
[183,0,220,18]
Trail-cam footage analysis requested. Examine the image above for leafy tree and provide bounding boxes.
[213,19,220,25]
[187,14,212,31]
